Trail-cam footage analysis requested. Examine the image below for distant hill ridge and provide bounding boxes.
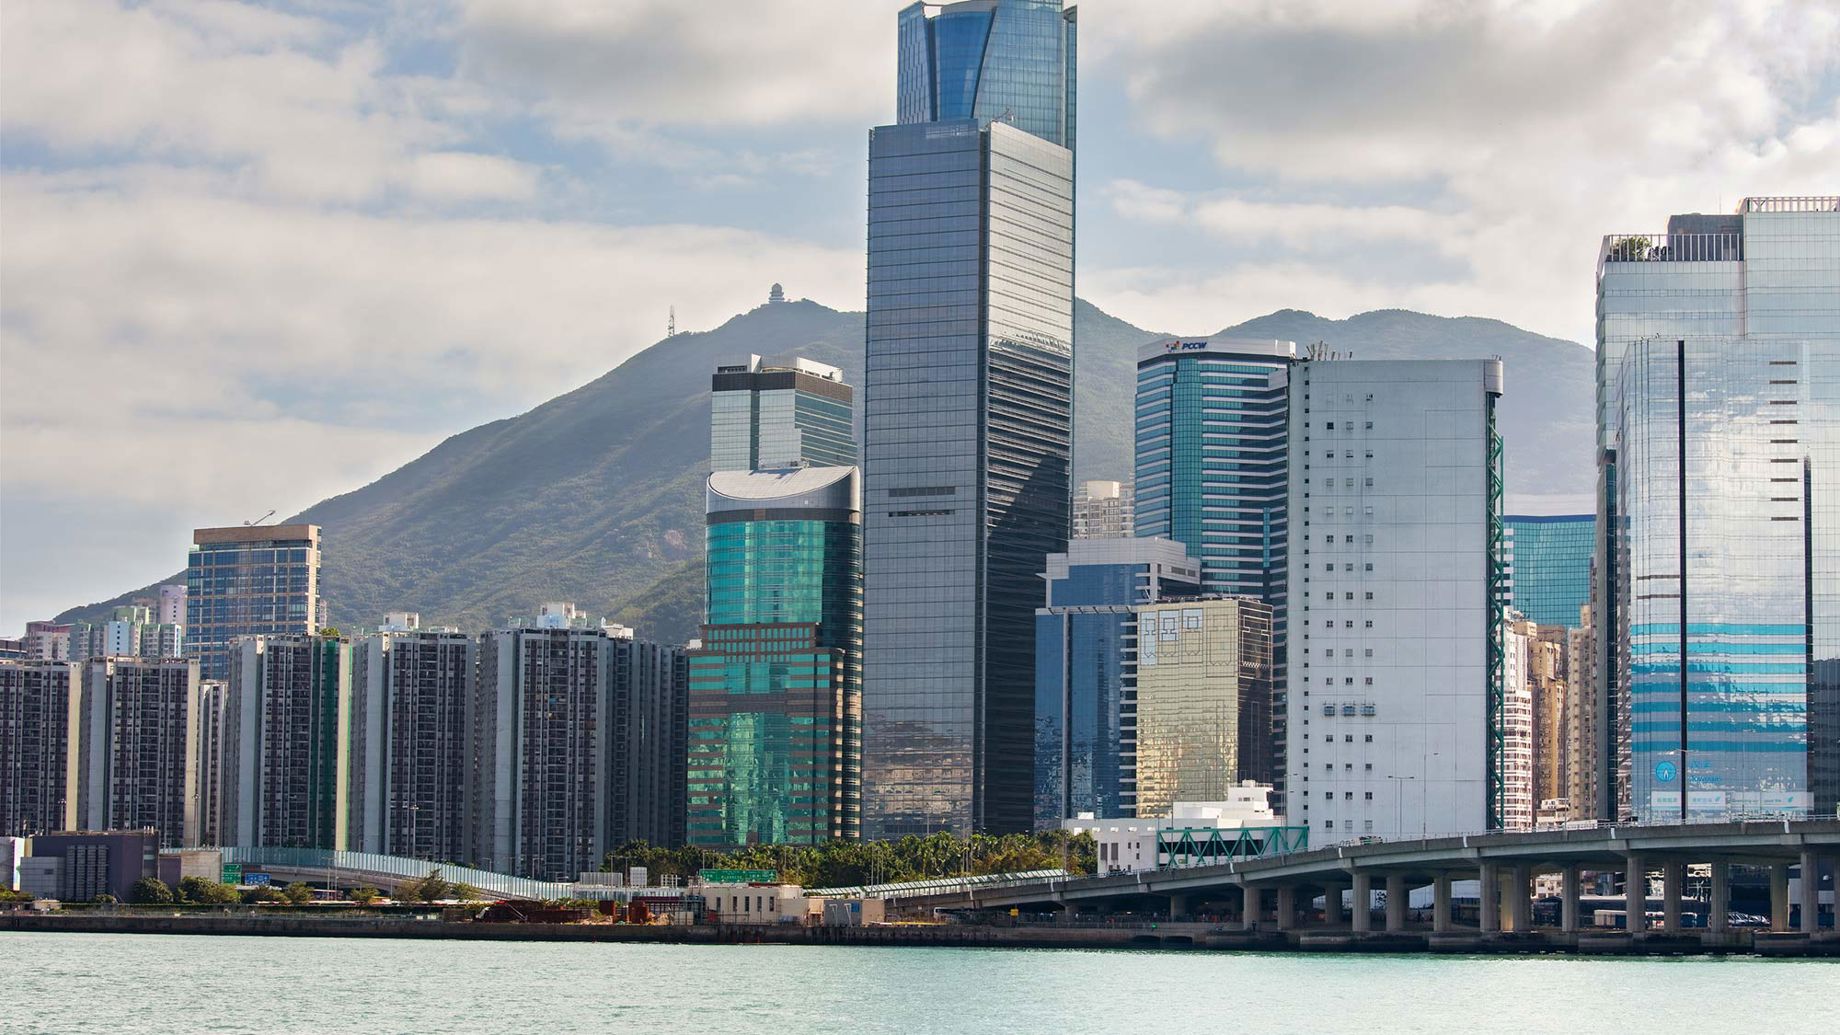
[58,298,1593,643]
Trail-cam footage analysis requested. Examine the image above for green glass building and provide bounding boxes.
[689,467,863,846]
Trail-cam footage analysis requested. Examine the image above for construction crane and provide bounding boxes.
[243,509,275,526]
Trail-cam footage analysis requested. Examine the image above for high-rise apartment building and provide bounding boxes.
[711,354,855,472]
[1072,480,1133,540]
[863,0,1077,837]
[68,605,183,663]
[195,680,227,847]
[157,585,187,627]
[22,622,71,661]
[74,658,199,847]
[1596,196,1837,822]
[1503,515,1594,628]
[1033,537,1199,827]
[221,635,351,850]
[1565,608,1600,819]
[349,627,476,861]
[1285,359,1506,843]
[689,467,862,847]
[186,524,324,681]
[611,632,690,851]
[1131,597,1274,819]
[0,660,80,837]
[1500,614,1535,831]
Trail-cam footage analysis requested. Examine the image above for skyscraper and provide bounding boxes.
[1596,196,1838,822]
[1033,537,1199,827]
[711,355,855,472]
[0,659,80,838]
[610,633,689,850]
[221,634,351,850]
[74,657,199,847]
[1284,359,1506,843]
[689,468,862,846]
[186,524,324,681]
[349,626,476,861]
[1135,337,1296,790]
[863,0,1077,837]
[1503,515,1594,628]
[1072,480,1133,540]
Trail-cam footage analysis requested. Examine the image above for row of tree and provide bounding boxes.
[603,830,1096,889]
[117,869,480,906]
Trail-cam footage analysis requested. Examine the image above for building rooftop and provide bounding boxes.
[1137,337,1296,363]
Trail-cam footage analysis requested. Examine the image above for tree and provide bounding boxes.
[449,882,481,902]
[318,626,344,638]
[242,885,285,904]
[129,877,173,904]
[178,876,240,904]
[347,886,381,906]
[281,882,315,906]
[400,869,451,903]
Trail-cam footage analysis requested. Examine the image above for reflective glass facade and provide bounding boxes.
[862,117,1074,837]
[1133,599,1272,818]
[186,524,322,681]
[689,468,862,847]
[896,1,1076,151]
[1597,198,1839,821]
[1032,538,1198,828]
[710,358,856,472]
[1503,514,1594,628]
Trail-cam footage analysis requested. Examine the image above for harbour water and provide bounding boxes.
[5,932,1835,1034]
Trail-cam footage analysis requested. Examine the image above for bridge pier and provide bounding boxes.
[1166,893,1190,921]
[1625,853,1646,933]
[1661,861,1683,933]
[1352,873,1373,933]
[1384,875,1407,933]
[1275,885,1296,931]
[1508,865,1532,932]
[1708,860,1730,933]
[1479,863,1500,933]
[1560,865,1580,933]
[1801,851,1823,935]
[1432,873,1452,933]
[1770,863,1791,933]
[1240,887,1260,931]
[1323,884,1345,927]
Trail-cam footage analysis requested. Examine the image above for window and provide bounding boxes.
[1364,562,1374,571]
[1324,793,1333,801]
[1365,763,1373,771]
[1365,620,1374,628]
[1326,422,1335,430]
[1344,735,1354,743]
[1364,734,1374,743]
[1364,648,1374,657]
[1364,677,1373,685]
[1345,792,1355,800]
[1345,535,1354,543]
[1326,820,1334,829]
[1364,477,1373,487]
[1364,421,1373,430]
[1364,592,1374,601]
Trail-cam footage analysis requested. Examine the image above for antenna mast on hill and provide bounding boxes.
[667,307,677,337]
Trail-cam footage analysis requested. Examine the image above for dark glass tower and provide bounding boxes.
[863,0,1076,837]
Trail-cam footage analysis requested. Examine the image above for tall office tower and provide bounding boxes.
[1526,623,1571,823]
[1503,515,1594,627]
[74,658,199,847]
[157,584,187,627]
[23,622,71,661]
[186,524,324,681]
[1135,337,1297,791]
[1565,608,1599,818]
[0,660,80,837]
[1596,196,1838,822]
[711,355,856,472]
[1284,359,1506,843]
[221,635,351,850]
[863,0,1077,837]
[68,606,183,663]
[195,681,227,847]
[611,632,689,850]
[1130,597,1274,819]
[1072,480,1133,540]
[1033,538,1199,828]
[474,613,612,878]
[1499,614,1535,831]
[348,626,476,861]
[689,468,862,847]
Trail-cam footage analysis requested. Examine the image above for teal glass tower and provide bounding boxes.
[863,0,1077,837]
[1503,514,1594,627]
[689,468,863,846]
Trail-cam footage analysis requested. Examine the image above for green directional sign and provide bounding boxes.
[698,869,777,884]
[221,863,243,884]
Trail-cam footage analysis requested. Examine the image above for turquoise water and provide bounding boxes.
[4,932,1836,1034]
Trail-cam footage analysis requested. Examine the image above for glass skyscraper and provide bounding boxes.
[1597,196,1838,822]
[711,355,855,472]
[186,524,324,681]
[1134,337,1294,789]
[1503,514,1594,628]
[689,467,862,847]
[1033,537,1198,828]
[863,1,1076,836]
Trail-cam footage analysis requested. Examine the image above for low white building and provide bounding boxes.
[699,884,811,924]
[1064,783,1293,874]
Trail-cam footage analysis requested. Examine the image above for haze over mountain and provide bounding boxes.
[58,296,1592,643]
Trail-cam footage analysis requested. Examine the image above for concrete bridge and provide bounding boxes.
[889,820,1839,948]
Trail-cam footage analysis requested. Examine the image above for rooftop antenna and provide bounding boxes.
[243,509,275,526]
[667,306,677,337]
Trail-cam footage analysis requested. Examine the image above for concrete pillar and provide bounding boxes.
[1433,874,1453,933]
[1770,863,1790,933]
[1801,851,1821,935]
[1352,873,1373,933]
[1239,886,1257,930]
[1167,893,1190,921]
[1625,854,1645,933]
[1385,875,1407,933]
[1560,866,1580,933]
[1323,885,1345,927]
[1275,885,1296,931]
[1479,863,1500,933]
[1708,860,1730,933]
[1662,861,1683,934]
[1509,864,1532,932]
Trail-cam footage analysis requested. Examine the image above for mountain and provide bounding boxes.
[56,297,1593,643]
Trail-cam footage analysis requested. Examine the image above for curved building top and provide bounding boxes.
[707,466,861,521]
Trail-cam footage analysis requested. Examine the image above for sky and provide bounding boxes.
[2,0,1838,632]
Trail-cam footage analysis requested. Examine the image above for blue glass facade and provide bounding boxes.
[1504,514,1594,628]
[1598,197,1839,821]
[896,1,1076,151]
[186,524,322,682]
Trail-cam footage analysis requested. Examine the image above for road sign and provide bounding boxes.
[244,872,272,887]
[699,869,778,884]
[220,864,242,884]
